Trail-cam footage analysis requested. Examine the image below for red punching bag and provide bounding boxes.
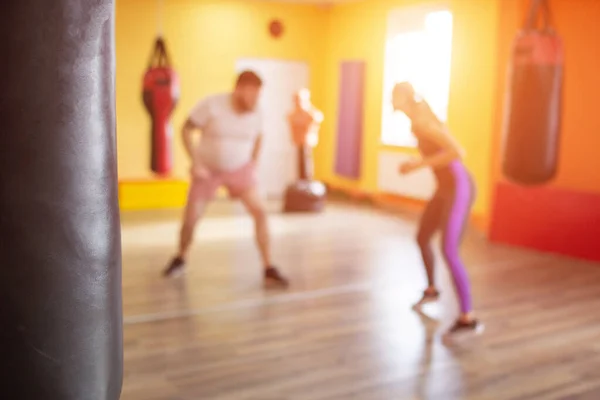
[501,0,564,185]
[143,37,180,176]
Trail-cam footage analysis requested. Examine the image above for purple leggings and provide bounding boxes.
[417,161,475,313]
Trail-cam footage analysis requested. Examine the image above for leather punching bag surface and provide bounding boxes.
[502,0,564,185]
[143,37,180,176]
[0,1,123,399]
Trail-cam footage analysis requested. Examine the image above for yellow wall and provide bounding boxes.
[116,0,502,219]
[115,0,329,180]
[318,0,500,218]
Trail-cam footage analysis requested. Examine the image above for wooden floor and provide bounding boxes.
[121,200,600,400]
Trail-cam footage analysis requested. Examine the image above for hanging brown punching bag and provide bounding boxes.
[143,37,180,176]
[1,0,123,398]
[501,0,564,185]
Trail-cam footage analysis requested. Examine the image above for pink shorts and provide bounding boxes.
[187,161,257,202]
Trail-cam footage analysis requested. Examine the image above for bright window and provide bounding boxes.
[381,9,454,147]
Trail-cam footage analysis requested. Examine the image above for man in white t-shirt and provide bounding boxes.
[163,71,288,287]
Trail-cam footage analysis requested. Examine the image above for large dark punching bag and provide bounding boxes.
[0,1,123,399]
[502,0,564,185]
[143,37,180,176]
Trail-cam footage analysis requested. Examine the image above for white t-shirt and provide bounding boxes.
[188,93,263,172]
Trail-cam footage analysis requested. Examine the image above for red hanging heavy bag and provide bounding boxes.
[501,0,564,185]
[143,37,180,176]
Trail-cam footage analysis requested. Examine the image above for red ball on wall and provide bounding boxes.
[269,20,284,38]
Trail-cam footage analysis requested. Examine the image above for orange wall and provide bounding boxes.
[492,0,600,194]
[319,0,501,218]
[490,0,522,187]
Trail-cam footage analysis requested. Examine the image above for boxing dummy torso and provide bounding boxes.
[288,108,322,180]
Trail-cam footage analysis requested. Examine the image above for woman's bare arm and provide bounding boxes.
[413,120,465,171]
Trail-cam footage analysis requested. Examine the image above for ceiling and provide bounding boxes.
[259,0,361,4]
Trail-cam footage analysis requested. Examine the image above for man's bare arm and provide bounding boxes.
[251,135,262,162]
[182,118,199,161]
